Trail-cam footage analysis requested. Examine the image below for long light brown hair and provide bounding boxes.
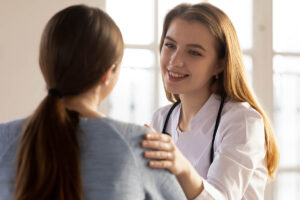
[15,5,124,200]
[159,3,279,179]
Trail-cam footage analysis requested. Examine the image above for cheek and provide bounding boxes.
[160,50,169,69]
[207,61,219,77]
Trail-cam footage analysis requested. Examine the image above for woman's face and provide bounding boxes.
[160,18,222,97]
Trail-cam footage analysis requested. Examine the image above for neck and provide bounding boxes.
[63,89,105,119]
[178,90,212,131]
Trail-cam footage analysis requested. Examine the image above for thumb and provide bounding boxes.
[144,124,157,133]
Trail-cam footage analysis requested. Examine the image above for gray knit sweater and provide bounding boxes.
[0,117,186,200]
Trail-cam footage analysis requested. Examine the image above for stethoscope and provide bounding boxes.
[162,93,226,164]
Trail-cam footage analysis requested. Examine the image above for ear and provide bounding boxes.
[214,58,225,76]
[101,64,116,85]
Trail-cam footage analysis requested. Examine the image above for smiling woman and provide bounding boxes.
[160,18,223,101]
[142,2,279,200]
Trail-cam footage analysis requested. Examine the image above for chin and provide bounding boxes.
[165,85,182,95]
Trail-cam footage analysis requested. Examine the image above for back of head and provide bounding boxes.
[15,5,123,200]
[160,2,279,179]
[40,5,124,95]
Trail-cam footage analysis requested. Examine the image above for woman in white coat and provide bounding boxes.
[142,3,279,200]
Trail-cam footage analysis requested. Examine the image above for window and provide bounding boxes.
[106,0,157,124]
[105,0,299,198]
[273,0,300,199]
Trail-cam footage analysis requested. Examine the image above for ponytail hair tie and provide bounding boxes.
[48,88,63,98]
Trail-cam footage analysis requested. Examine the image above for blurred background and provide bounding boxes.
[0,0,299,199]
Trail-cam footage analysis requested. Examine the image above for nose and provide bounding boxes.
[169,50,184,67]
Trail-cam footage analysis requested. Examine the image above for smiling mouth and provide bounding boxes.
[168,71,189,78]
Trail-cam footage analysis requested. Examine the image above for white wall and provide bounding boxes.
[0,0,105,123]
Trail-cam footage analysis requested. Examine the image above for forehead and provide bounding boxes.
[166,18,216,51]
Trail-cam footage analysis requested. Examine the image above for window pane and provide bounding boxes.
[122,49,154,68]
[274,172,300,200]
[109,68,154,124]
[273,56,300,168]
[209,0,253,50]
[273,0,300,52]
[107,0,154,45]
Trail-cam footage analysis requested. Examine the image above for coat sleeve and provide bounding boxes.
[194,107,267,200]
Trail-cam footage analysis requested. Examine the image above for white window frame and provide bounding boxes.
[252,1,274,199]
[253,0,300,198]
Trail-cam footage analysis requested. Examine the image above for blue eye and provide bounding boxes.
[189,50,202,56]
[165,43,175,49]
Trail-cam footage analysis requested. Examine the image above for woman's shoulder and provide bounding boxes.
[152,104,174,118]
[151,104,176,129]
[218,98,265,141]
[0,118,27,164]
[217,98,265,145]
[222,98,263,121]
[79,117,149,151]
[0,118,26,148]
[101,118,148,138]
[0,118,26,133]
[91,118,149,152]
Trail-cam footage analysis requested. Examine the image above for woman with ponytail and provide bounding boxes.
[0,5,185,200]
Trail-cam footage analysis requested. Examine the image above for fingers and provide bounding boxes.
[141,140,173,151]
[144,132,171,142]
[142,125,175,172]
[144,151,174,160]
[148,160,172,169]
[142,131,173,151]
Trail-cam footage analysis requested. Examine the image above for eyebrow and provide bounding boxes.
[165,36,206,51]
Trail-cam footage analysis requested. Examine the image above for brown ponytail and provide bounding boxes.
[15,95,82,200]
[14,5,124,200]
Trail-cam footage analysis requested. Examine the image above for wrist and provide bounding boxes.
[177,158,193,178]
[176,161,204,199]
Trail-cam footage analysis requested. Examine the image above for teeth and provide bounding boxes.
[169,71,187,78]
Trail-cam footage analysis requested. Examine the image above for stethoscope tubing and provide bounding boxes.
[162,93,226,164]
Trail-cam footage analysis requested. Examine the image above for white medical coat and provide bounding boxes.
[151,94,268,200]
